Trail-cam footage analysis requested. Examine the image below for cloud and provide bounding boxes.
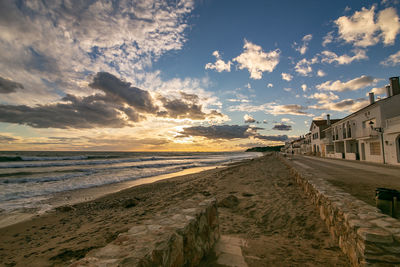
[380,50,400,66]
[335,6,400,47]
[317,70,326,77]
[0,94,135,129]
[254,134,288,141]
[233,40,280,79]
[367,87,386,96]
[179,125,256,140]
[229,102,312,116]
[178,124,288,142]
[294,34,312,55]
[301,84,307,92]
[89,72,158,113]
[267,83,273,88]
[281,73,293,81]
[244,114,256,123]
[0,0,195,106]
[316,75,378,92]
[281,118,294,124]
[263,120,268,124]
[284,88,292,92]
[0,134,18,143]
[322,31,334,47]
[0,72,227,128]
[295,57,318,76]
[306,92,339,103]
[309,98,369,112]
[205,50,232,72]
[0,76,24,94]
[321,49,368,65]
[272,124,292,131]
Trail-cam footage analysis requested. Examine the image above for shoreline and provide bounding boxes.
[0,164,226,229]
[0,154,349,266]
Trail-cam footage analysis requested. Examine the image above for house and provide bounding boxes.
[309,115,341,157]
[330,76,400,164]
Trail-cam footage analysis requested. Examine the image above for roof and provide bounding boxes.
[331,94,400,126]
[309,119,341,131]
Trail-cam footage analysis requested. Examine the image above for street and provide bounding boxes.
[288,155,400,206]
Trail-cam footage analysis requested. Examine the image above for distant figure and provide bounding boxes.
[291,150,294,155]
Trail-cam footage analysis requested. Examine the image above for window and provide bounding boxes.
[370,142,381,155]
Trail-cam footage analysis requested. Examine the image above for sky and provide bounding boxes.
[0,0,399,151]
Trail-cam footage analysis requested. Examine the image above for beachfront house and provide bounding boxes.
[310,115,341,157]
[330,77,400,165]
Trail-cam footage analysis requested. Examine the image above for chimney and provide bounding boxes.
[386,85,392,98]
[390,76,400,96]
[327,114,331,126]
[369,92,375,104]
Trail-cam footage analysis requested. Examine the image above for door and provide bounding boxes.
[361,143,365,160]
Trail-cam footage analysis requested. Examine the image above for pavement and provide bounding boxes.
[287,154,400,206]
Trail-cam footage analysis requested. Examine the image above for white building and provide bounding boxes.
[331,77,400,165]
[310,115,341,157]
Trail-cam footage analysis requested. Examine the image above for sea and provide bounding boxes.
[0,151,261,216]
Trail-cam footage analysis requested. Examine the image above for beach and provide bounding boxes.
[0,153,350,266]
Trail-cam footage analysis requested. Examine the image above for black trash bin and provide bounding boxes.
[375,188,400,218]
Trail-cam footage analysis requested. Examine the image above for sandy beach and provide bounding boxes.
[0,154,350,266]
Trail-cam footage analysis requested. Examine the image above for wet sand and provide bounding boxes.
[0,154,350,266]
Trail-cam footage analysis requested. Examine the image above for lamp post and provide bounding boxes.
[369,121,386,164]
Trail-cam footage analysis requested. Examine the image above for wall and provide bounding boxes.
[71,197,219,267]
[280,155,400,266]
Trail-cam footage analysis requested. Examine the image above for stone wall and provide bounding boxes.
[280,155,400,266]
[71,197,219,267]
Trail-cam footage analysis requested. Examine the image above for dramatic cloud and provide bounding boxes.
[367,87,386,96]
[205,51,232,72]
[309,98,369,112]
[294,34,312,55]
[0,94,134,129]
[380,50,400,66]
[89,72,158,113]
[179,124,288,142]
[317,70,326,77]
[306,92,339,103]
[233,40,280,79]
[267,83,273,88]
[0,72,226,128]
[316,75,377,92]
[321,49,368,65]
[0,0,195,105]
[281,73,293,81]
[335,6,400,47]
[254,135,288,141]
[295,57,318,76]
[229,103,312,116]
[158,93,225,121]
[0,76,24,94]
[244,114,256,123]
[301,84,307,92]
[272,124,292,131]
[179,125,255,140]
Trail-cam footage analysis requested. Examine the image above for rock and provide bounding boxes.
[218,195,239,208]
